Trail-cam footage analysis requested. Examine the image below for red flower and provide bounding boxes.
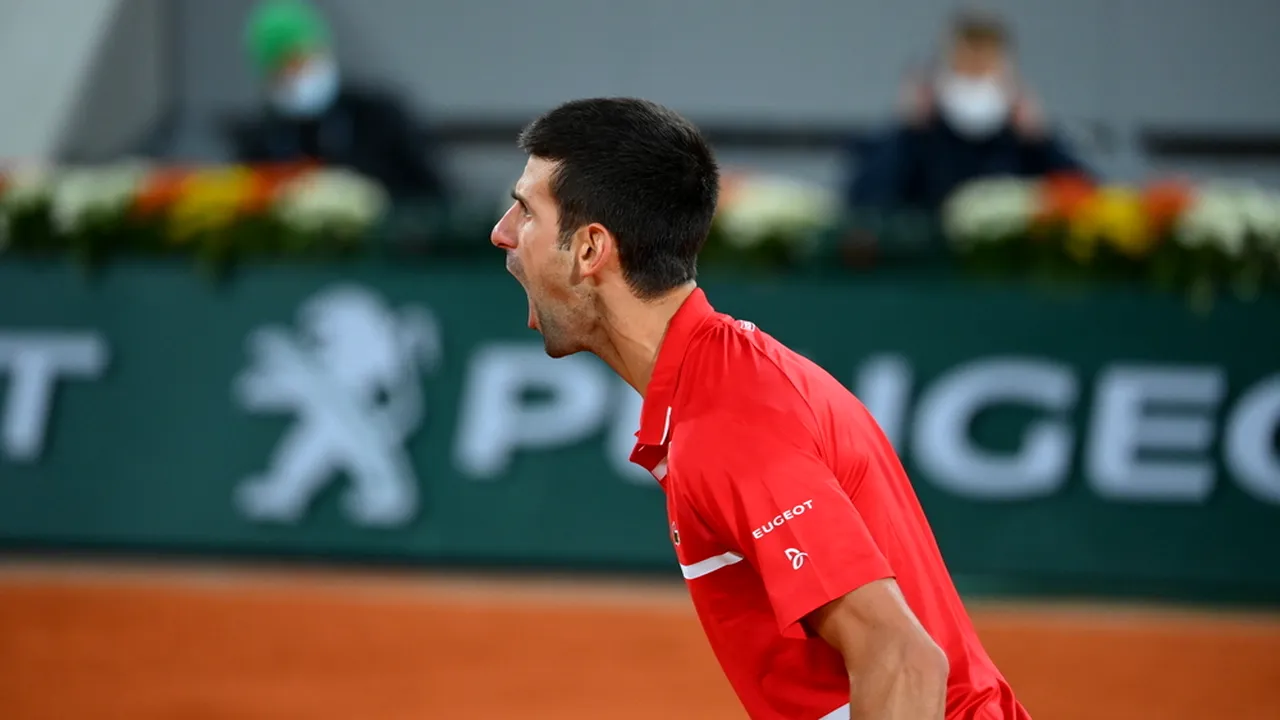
[1140,177,1195,235]
[132,167,196,217]
[1036,172,1097,224]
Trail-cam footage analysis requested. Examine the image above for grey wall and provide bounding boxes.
[60,0,169,162]
[0,0,124,160]
[158,0,1280,194]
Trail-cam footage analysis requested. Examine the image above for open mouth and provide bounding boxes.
[505,253,537,332]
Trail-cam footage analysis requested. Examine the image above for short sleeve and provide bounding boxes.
[679,417,895,639]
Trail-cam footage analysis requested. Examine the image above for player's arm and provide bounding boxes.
[807,579,949,720]
[681,414,947,719]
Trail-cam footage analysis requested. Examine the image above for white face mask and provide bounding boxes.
[935,74,1010,139]
[271,58,339,119]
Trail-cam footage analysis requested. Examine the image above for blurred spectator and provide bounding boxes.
[228,0,450,201]
[847,11,1089,211]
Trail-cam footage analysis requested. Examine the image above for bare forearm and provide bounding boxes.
[807,579,950,719]
[847,644,949,720]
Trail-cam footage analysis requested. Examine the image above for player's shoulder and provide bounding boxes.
[676,315,817,433]
[685,312,785,378]
[680,312,824,405]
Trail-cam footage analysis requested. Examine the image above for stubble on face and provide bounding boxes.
[530,240,598,359]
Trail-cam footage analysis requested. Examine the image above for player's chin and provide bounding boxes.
[541,335,581,360]
[542,342,573,359]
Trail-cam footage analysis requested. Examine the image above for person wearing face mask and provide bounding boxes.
[228,0,449,202]
[847,11,1088,211]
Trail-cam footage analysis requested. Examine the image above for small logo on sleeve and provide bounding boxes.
[671,522,680,545]
[784,548,808,570]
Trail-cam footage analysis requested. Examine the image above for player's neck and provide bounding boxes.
[593,282,696,396]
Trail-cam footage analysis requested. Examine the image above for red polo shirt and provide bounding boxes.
[629,289,1028,720]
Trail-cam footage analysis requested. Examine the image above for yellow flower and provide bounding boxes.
[1066,187,1156,261]
[167,167,256,242]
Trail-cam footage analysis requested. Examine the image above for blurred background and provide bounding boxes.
[1,0,1279,718]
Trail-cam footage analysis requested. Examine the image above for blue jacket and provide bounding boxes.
[847,117,1088,211]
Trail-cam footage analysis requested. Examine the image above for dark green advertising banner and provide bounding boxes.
[1,261,1278,601]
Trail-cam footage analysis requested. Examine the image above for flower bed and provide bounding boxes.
[943,173,1280,308]
[0,160,389,271]
[5,160,1279,312]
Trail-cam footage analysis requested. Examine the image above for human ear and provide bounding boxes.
[575,223,614,280]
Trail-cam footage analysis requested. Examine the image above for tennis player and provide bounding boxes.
[490,97,1031,720]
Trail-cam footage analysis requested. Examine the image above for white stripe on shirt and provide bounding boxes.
[819,703,850,720]
[678,551,744,580]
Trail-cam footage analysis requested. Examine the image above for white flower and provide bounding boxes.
[1235,185,1280,247]
[1,163,56,252]
[1173,183,1271,258]
[941,176,1038,247]
[716,174,838,249]
[275,168,389,235]
[1,163,56,210]
[49,162,150,234]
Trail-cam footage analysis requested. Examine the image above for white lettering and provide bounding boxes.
[1086,366,1224,502]
[446,347,1279,510]
[751,499,814,538]
[454,344,611,479]
[0,332,108,462]
[855,354,913,450]
[1224,375,1280,504]
[914,357,1077,499]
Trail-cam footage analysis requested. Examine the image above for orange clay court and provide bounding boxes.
[0,560,1277,720]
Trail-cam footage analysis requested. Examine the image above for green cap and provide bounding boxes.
[244,0,330,74]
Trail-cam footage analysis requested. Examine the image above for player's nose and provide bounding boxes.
[491,205,518,251]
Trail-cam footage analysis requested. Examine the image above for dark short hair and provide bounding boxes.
[518,97,720,299]
[950,10,1012,48]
